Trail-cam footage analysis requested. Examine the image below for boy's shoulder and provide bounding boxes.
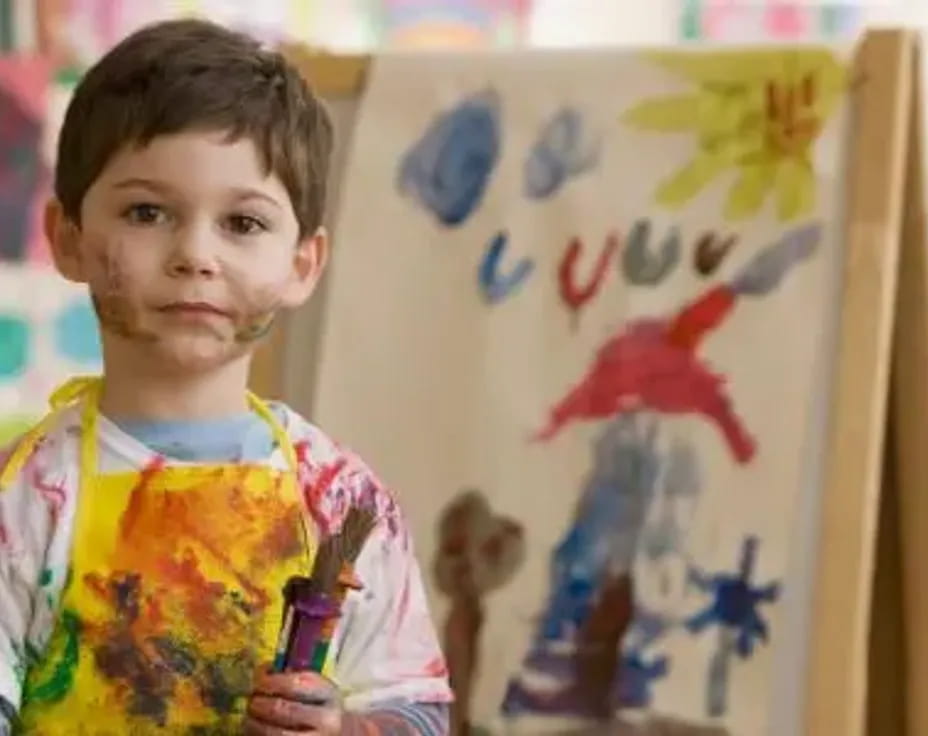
[0,404,81,488]
[0,405,81,550]
[272,404,405,538]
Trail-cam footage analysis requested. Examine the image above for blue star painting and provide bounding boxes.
[685,536,781,717]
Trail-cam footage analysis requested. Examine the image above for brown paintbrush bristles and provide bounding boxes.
[308,506,378,595]
[340,506,378,564]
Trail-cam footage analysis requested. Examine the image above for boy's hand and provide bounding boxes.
[244,669,343,735]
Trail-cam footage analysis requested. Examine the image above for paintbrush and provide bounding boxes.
[308,506,377,671]
[280,534,341,672]
[275,506,377,673]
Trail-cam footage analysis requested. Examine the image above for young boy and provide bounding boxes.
[0,18,452,735]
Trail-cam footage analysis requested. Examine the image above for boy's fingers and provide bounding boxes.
[247,695,340,731]
[252,670,338,705]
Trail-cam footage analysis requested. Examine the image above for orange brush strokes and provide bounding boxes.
[98,465,303,640]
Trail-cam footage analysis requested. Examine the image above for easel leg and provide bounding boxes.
[891,40,928,736]
[866,424,905,736]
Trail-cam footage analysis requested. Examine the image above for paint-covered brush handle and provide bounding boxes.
[285,594,339,671]
[309,565,364,671]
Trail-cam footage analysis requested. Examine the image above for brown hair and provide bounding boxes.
[55,18,333,236]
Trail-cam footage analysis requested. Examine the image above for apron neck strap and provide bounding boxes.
[0,376,101,492]
[74,377,298,476]
[0,376,299,494]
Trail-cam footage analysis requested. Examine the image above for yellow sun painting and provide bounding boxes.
[623,48,848,222]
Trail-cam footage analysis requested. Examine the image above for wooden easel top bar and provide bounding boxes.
[279,43,369,96]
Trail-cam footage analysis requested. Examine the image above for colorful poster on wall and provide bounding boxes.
[0,265,102,442]
[313,46,850,735]
[375,0,533,48]
[0,56,101,443]
[680,0,862,42]
[0,55,53,265]
[35,0,172,67]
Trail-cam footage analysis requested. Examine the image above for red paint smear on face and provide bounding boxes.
[534,284,756,463]
[0,524,7,547]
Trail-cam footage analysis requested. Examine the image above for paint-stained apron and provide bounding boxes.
[1,377,328,735]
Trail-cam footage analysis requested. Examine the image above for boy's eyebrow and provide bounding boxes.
[111,178,283,209]
[111,177,172,194]
[228,187,284,210]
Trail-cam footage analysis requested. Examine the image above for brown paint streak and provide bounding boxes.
[92,247,160,342]
[224,268,285,345]
[693,232,738,276]
[90,241,291,348]
[575,573,634,718]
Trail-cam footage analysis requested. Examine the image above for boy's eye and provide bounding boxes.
[123,203,167,225]
[226,214,268,236]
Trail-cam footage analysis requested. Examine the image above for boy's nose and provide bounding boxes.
[165,225,220,278]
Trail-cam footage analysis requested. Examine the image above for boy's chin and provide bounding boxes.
[125,334,252,375]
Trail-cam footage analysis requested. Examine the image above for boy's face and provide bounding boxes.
[46,131,325,374]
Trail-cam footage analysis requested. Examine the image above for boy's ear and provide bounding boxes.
[45,199,86,283]
[280,226,329,308]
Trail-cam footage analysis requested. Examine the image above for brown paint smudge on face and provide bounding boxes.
[224,267,287,345]
[90,237,295,348]
[91,245,160,342]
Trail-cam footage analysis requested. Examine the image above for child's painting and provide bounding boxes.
[378,0,534,48]
[0,58,100,443]
[312,46,851,735]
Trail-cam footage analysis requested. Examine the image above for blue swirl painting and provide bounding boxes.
[524,107,600,200]
[397,89,501,227]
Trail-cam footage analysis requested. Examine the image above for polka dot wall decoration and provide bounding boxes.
[0,312,29,380]
[0,264,102,425]
[54,297,102,365]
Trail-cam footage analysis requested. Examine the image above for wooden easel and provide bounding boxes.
[252,31,928,736]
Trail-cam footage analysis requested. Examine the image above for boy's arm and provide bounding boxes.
[0,442,55,731]
[342,701,449,734]
[0,694,14,734]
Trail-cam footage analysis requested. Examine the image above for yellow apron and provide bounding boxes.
[0,377,328,735]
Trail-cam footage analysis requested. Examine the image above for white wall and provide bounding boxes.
[528,0,678,46]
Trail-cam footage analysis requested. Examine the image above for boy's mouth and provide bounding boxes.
[158,301,231,318]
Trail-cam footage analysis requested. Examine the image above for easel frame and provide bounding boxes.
[257,31,927,736]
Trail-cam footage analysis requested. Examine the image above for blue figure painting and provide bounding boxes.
[501,413,664,719]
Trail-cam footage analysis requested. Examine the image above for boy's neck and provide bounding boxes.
[99,355,252,422]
